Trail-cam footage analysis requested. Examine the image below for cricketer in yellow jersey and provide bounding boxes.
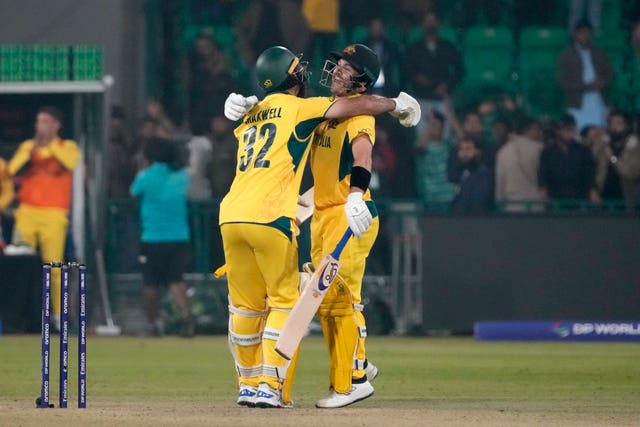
[309,43,387,408]
[221,45,421,409]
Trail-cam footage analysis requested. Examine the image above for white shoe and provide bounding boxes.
[365,361,379,381]
[254,383,292,408]
[315,381,374,408]
[236,384,257,407]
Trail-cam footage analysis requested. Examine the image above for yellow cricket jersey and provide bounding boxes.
[219,93,335,226]
[310,112,375,209]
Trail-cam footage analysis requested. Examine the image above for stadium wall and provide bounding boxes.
[420,215,640,333]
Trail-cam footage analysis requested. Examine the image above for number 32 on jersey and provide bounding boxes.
[239,123,277,171]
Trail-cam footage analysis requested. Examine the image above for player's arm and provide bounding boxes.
[325,92,420,127]
[49,140,80,171]
[7,140,34,176]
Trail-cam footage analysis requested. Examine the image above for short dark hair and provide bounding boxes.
[580,125,594,139]
[515,116,538,134]
[574,18,593,32]
[38,106,63,123]
[459,135,481,150]
[607,110,630,125]
[144,137,181,169]
[558,113,576,128]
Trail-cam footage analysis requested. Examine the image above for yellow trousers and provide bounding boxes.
[311,205,379,391]
[221,222,300,403]
[14,204,68,316]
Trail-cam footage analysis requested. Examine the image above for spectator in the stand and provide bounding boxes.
[538,114,600,206]
[8,106,80,329]
[395,0,433,32]
[186,117,213,202]
[581,125,610,198]
[133,115,171,173]
[236,0,309,93]
[450,136,493,214]
[604,111,640,204]
[415,110,455,209]
[0,157,14,250]
[107,105,134,199]
[495,117,544,212]
[303,0,339,62]
[405,11,464,143]
[485,115,512,178]
[144,98,176,137]
[130,137,195,337]
[370,125,397,198]
[568,0,602,34]
[209,112,237,198]
[340,0,384,30]
[455,0,502,27]
[187,31,236,132]
[557,19,613,131]
[364,17,403,97]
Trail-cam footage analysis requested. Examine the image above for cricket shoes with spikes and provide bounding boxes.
[254,383,293,408]
[315,380,374,408]
[236,384,257,407]
[365,361,379,381]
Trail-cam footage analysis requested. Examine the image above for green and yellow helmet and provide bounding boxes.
[320,43,381,91]
[255,46,310,93]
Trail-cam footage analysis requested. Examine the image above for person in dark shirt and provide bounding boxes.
[538,114,600,207]
[450,136,493,214]
[405,10,464,145]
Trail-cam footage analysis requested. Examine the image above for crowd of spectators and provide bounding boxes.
[136,0,640,215]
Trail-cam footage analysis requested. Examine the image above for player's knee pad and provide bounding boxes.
[352,305,368,375]
[317,274,354,317]
[318,313,359,393]
[261,308,294,390]
[227,302,266,384]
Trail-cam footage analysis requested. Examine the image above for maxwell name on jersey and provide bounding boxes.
[244,107,283,124]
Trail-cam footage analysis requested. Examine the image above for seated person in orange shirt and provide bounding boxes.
[8,106,79,329]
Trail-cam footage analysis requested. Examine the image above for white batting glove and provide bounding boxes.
[345,192,373,238]
[389,91,421,127]
[224,93,258,121]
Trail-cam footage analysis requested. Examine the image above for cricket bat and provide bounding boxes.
[295,186,314,225]
[275,227,353,360]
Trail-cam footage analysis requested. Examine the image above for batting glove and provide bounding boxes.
[345,192,373,238]
[389,91,421,127]
[224,93,258,121]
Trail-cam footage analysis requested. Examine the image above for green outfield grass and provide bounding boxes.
[0,335,638,426]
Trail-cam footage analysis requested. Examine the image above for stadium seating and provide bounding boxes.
[519,27,567,118]
[462,26,514,89]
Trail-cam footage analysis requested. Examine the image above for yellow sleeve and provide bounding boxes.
[346,115,376,146]
[8,140,34,176]
[294,97,336,140]
[0,175,14,211]
[49,139,80,171]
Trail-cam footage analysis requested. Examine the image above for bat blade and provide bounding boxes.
[275,254,340,360]
[295,187,314,225]
[275,228,352,360]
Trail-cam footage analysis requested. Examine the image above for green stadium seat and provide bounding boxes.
[406,25,458,46]
[463,26,513,49]
[462,26,514,87]
[519,27,569,119]
[350,26,368,44]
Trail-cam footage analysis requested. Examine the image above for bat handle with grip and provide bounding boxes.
[330,228,353,259]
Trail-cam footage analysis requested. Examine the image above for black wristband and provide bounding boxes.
[350,166,371,191]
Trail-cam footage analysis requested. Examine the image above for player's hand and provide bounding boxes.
[389,91,421,127]
[224,93,258,121]
[345,192,373,238]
